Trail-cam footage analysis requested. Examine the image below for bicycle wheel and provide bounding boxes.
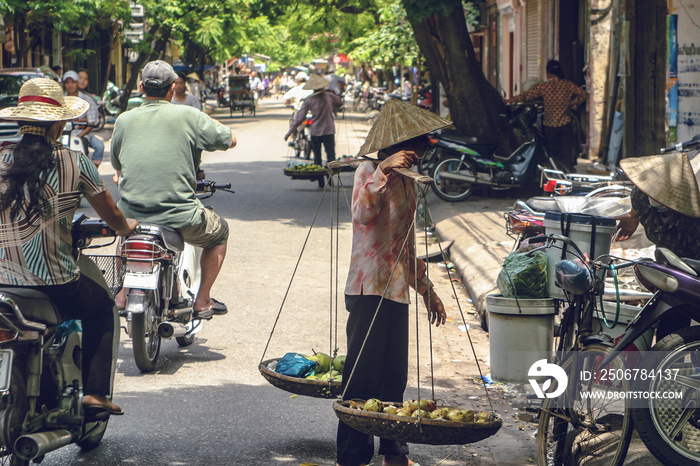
[631,326,700,465]
[536,343,633,466]
[431,156,477,202]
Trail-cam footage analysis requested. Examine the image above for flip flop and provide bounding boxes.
[193,298,228,320]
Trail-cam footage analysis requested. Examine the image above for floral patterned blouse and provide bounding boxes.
[344,160,426,304]
[509,77,587,127]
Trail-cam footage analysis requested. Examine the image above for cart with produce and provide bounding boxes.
[228,74,255,117]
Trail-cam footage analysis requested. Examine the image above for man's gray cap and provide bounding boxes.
[142,60,178,89]
[62,70,79,82]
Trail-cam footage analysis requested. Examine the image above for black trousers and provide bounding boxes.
[33,275,115,396]
[544,123,576,172]
[337,295,410,466]
[311,134,336,166]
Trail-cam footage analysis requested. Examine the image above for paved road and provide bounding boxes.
[39,99,500,465]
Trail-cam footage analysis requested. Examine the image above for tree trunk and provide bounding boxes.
[403,1,513,148]
[119,25,172,111]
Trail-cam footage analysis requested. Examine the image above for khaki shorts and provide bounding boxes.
[178,207,229,249]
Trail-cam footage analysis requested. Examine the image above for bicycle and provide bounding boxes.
[524,234,636,466]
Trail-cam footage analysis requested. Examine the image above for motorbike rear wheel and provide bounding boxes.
[95,108,106,132]
[431,156,477,202]
[131,291,161,373]
[0,365,29,466]
[77,417,109,451]
[631,326,700,465]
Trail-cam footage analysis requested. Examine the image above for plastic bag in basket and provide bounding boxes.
[274,352,317,378]
[497,251,548,299]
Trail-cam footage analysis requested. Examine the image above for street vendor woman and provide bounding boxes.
[616,152,700,341]
[337,98,449,466]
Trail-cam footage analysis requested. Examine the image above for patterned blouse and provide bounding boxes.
[509,77,587,127]
[632,187,700,260]
[0,142,105,286]
[344,160,426,304]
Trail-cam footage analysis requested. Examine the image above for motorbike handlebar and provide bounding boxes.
[660,134,700,153]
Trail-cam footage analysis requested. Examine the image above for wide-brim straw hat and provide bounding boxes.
[357,98,451,157]
[620,152,700,217]
[303,74,329,91]
[0,77,88,122]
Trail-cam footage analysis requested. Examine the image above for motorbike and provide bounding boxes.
[425,103,565,202]
[289,115,313,159]
[0,215,122,464]
[99,82,144,126]
[216,84,229,108]
[120,180,234,373]
[59,121,89,156]
[596,135,700,465]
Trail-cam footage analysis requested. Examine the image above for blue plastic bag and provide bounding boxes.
[274,352,317,378]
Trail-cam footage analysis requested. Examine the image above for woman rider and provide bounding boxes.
[0,78,138,414]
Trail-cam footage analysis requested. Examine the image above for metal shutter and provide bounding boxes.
[526,0,541,79]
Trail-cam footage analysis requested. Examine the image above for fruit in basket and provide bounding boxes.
[364,398,384,412]
[410,399,435,412]
[332,355,346,372]
[429,407,450,419]
[395,408,412,417]
[461,410,475,422]
[402,400,414,412]
[475,411,493,423]
[308,352,331,372]
[447,409,468,422]
[411,409,430,418]
[383,405,398,415]
[317,370,341,381]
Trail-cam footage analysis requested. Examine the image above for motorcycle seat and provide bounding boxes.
[0,289,60,327]
[522,196,561,214]
[134,224,185,252]
[438,134,499,155]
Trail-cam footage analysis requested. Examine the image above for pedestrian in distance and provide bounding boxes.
[284,73,343,166]
[77,69,89,93]
[506,59,587,173]
[0,77,138,415]
[111,60,236,319]
[63,70,104,167]
[171,72,202,110]
[337,98,449,466]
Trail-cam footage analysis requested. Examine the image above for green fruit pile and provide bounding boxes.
[300,351,346,382]
[350,398,494,424]
[288,164,326,172]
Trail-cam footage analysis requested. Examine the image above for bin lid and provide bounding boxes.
[544,211,616,227]
[486,294,555,315]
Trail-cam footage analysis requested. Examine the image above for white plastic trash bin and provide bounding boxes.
[544,212,617,299]
[487,294,555,383]
[593,301,654,351]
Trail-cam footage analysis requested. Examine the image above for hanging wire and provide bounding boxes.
[417,186,437,401]
[421,193,496,413]
[260,179,331,365]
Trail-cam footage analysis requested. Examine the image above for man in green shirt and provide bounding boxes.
[111,60,237,319]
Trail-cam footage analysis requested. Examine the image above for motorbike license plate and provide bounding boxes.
[123,269,159,290]
[0,349,13,392]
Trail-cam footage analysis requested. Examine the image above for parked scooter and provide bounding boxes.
[59,121,89,156]
[99,82,144,125]
[427,103,565,202]
[120,180,234,372]
[0,215,122,463]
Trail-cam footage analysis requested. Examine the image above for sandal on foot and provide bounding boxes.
[193,298,228,319]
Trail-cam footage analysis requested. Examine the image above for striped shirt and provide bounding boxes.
[344,161,425,304]
[0,142,105,286]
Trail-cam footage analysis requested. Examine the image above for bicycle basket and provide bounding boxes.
[86,255,125,296]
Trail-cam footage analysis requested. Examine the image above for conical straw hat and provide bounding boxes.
[357,98,451,157]
[303,74,329,91]
[0,78,88,122]
[620,152,700,217]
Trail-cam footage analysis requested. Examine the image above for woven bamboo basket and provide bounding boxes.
[259,358,342,399]
[283,168,327,180]
[333,400,503,445]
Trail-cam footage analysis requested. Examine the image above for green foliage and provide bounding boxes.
[349,3,419,66]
